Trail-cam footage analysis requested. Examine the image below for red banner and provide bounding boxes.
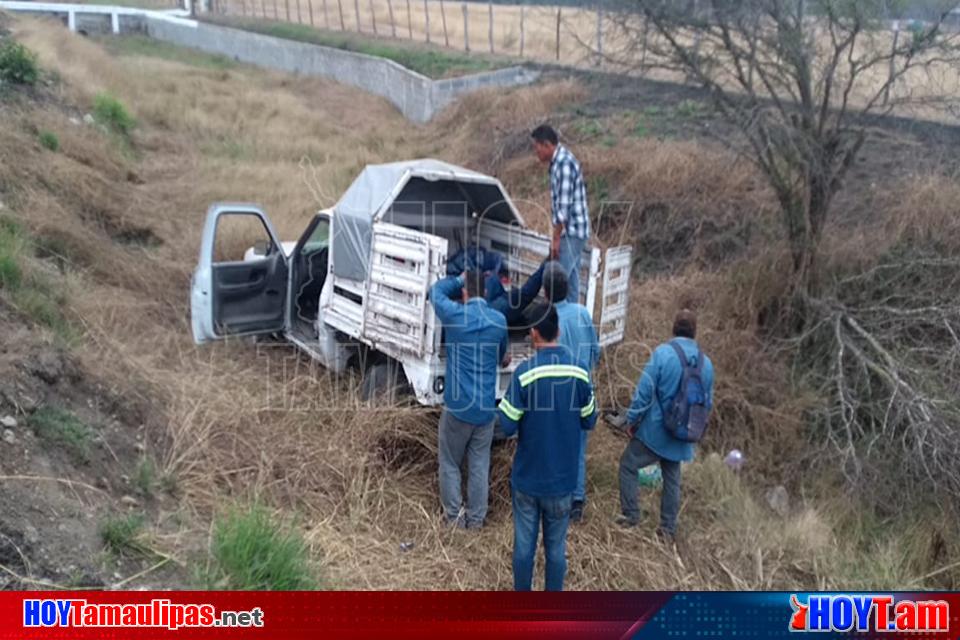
[4,591,670,640]
[5,591,960,639]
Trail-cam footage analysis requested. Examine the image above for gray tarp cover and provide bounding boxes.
[331,159,522,281]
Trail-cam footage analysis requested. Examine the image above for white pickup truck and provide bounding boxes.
[190,159,632,403]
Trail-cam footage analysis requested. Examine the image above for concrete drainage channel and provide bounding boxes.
[0,2,540,123]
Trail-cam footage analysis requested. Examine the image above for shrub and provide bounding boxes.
[93,93,135,136]
[38,130,59,152]
[0,41,39,86]
[0,216,75,341]
[100,513,149,556]
[28,407,93,462]
[134,456,159,496]
[205,505,316,590]
[0,217,24,290]
[0,253,20,290]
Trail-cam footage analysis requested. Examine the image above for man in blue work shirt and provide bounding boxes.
[430,270,509,529]
[618,310,714,541]
[485,259,548,328]
[531,124,590,304]
[542,262,600,523]
[499,304,597,591]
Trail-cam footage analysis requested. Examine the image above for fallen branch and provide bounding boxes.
[0,475,109,497]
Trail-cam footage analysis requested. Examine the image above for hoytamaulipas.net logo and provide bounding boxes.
[789,594,949,633]
[23,598,264,630]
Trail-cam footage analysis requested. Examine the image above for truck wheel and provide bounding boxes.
[361,361,408,403]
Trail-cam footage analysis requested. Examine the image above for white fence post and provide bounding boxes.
[487,1,493,53]
[885,19,901,106]
[424,0,430,43]
[596,0,602,66]
[519,3,524,57]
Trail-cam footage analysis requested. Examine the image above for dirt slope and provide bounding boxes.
[0,296,191,588]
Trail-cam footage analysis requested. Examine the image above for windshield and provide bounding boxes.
[302,216,330,254]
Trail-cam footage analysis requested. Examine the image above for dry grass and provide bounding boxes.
[217,0,605,65]
[4,15,959,590]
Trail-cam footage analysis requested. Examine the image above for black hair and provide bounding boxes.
[530,302,559,342]
[672,309,697,339]
[542,261,569,303]
[463,270,485,299]
[531,124,559,146]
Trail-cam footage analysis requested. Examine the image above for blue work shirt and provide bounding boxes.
[499,346,597,497]
[485,261,547,327]
[627,337,715,462]
[430,275,508,426]
[555,301,600,371]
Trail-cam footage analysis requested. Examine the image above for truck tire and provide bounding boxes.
[360,361,408,403]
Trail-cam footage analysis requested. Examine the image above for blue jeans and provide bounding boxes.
[557,235,587,304]
[512,488,572,591]
[574,430,589,502]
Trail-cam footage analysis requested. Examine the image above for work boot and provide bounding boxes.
[570,500,584,523]
[443,512,466,530]
[655,527,676,546]
[615,515,641,529]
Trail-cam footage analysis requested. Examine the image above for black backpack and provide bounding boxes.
[662,341,711,443]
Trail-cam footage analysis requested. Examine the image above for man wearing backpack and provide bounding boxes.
[617,310,714,541]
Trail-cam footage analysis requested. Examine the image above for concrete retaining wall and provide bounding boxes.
[0,1,539,122]
[145,18,538,123]
[430,66,541,116]
[147,18,437,122]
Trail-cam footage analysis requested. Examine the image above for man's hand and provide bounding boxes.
[501,353,512,368]
[603,409,633,437]
[551,225,562,259]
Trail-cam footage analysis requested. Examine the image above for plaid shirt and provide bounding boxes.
[550,145,590,240]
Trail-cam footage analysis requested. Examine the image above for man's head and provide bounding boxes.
[531,124,559,164]
[529,302,560,347]
[462,270,485,302]
[542,260,569,303]
[672,309,697,339]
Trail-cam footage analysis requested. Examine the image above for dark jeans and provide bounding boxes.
[618,439,682,535]
[574,430,589,502]
[512,488,572,591]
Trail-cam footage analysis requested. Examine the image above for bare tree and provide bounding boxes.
[595,0,960,501]
[604,0,960,299]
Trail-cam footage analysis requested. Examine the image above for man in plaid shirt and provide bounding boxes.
[531,124,590,304]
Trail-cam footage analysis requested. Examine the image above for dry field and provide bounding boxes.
[3,14,960,589]
[212,0,960,123]
[67,0,960,115]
